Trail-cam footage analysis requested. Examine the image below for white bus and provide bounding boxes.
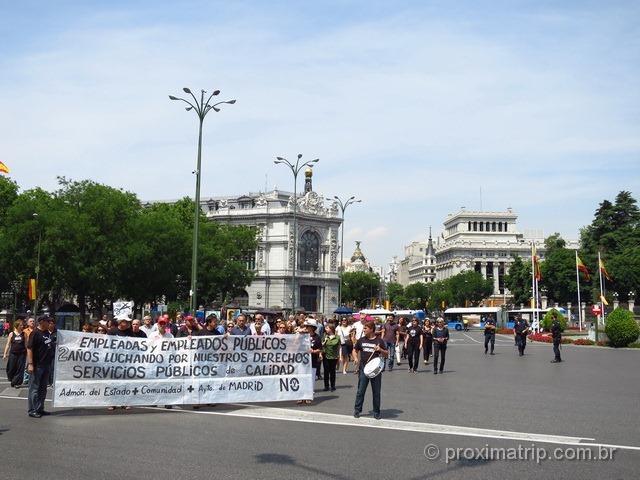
[443,307,508,330]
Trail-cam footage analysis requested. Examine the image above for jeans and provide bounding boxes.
[433,342,446,372]
[553,340,561,361]
[484,333,495,353]
[323,358,337,389]
[516,334,527,355]
[354,369,381,415]
[423,339,432,362]
[384,342,395,370]
[27,366,50,414]
[407,342,420,370]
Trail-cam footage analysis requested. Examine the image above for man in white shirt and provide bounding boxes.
[139,315,156,337]
[148,317,174,340]
[350,316,365,371]
[250,314,271,335]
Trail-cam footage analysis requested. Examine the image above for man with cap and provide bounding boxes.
[26,316,55,418]
[108,315,133,337]
[148,316,174,341]
[177,315,201,337]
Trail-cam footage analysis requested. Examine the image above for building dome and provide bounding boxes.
[305,166,313,178]
[351,241,366,263]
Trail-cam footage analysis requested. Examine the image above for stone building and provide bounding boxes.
[202,168,342,313]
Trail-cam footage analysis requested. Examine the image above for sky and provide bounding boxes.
[1,0,639,269]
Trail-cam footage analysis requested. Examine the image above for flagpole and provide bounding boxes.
[598,251,606,329]
[531,242,538,332]
[575,251,582,332]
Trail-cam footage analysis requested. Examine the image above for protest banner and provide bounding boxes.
[53,331,313,407]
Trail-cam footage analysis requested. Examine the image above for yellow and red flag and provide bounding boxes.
[532,244,542,281]
[28,278,37,301]
[599,258,612,281]
[576,255,590,281]
[0,161,9,174]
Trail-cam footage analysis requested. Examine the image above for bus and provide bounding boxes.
[443,307,508,330]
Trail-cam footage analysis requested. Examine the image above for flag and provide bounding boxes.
[28,278,37,301]
[599,257,612,281]
[600,295,609,306]
[532,244,542,281]
[0,161,9,174]
[576,255,590,281]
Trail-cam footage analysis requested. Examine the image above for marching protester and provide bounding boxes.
[336,317,353,374]
[3,320,27,388]
[148,316,174,341]
[22,317,35,386]
[350,315,365,373]
[551,313,563,363]
[513,314,530,356]
[381,315,398,372]
[96,324,108,334]
[395,317,407,366]
[26,317,55,418]
[353,321,388,420]
[432,318,449,374]
[230,314,251,336]
[405,317,423,373]
[298,318,322,405]
[484,315,496,355]
[251,314,271,335]
[130,319,148,338]
[177,315,201,337]
[199,315,224,335]
[422,319,433,364]
[322,324,340,392]
[140,315,156,336]
[108,315,133,336]
[81,323,93,333]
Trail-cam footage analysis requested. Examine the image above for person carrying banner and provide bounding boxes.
[353,321,388,420]
[26,316,55,418]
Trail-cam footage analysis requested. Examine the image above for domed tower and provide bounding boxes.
[304,166,313,193]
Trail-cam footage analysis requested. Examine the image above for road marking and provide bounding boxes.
[0,395,50,402]
[461,332,482,344]
[3,395,639,451]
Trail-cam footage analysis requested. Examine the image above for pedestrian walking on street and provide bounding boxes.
[550,314,563,363]
[336,318,353,374]
[26,317,55,418]
[3,320,27,388]
[484,316,496,355]
[381,315,398,372]
[514,315,530,356]
[322,324,340,391]
[405,318,423,373]
[432,318,449,374]
[422,319,433,364]
[353,321,388,420]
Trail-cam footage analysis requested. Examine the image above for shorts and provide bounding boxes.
[341,343,353,357]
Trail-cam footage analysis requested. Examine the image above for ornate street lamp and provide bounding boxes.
[169,87,235,313]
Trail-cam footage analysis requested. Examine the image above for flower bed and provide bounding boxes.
[573,338,595,346]
[496,328,514,334]
[527,333,573,344]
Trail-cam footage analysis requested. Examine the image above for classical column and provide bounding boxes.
[492,263,500,295]
[481,262,487,279]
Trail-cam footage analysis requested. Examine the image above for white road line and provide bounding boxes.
[0,395,50,402]
[1,387,18,396]
[461,332,482,344]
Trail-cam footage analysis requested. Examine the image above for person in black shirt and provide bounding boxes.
[422,319,433,365]
[26,317,55,418]
[404,318,423,373]
[484,317,496,355]
[353,321,388,420]
[198,315,224,335]
[130,319,148,338]
[3,320,27,388]
[108,316,134,337]
[513,315,530,356]
[550,314,563,363]
[432,318,449,374]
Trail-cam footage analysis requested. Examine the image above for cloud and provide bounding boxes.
[0,1,638,268]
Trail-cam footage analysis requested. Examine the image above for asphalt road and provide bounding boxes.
[1,330,639,479]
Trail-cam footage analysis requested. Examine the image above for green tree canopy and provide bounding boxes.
[504,255,531,306]
[341,271,381,308]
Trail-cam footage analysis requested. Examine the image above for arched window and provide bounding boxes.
[468,221,471,231]
[479,222,484,232]
[299,231,320,271]
[492,222,496,232]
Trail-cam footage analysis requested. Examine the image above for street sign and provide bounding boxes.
[592,305,602,315]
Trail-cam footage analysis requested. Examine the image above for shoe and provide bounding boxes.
[353,411,360,418]
[323,388,329,392]
[38,410,52,416]
[374,413,381,420]
[408,368,412,373]
[439,369,443,373]
[423,360,428,364]
[433,371,437,375]
[330,387,336,392]
[484,349,488,354]
[413,369,417,373]
[107,406,115,411]
[550,359,561,363]
[342,371,347,375]
[490,352,495,355]
[28,412,42,418]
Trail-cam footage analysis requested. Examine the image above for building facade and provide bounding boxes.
[203,169,342,314]
[396,229,437,286]
[396,208,578,299]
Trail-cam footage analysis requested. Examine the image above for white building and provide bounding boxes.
[396,208,578,300]
[203,168,342,313]
[396,229,437,286]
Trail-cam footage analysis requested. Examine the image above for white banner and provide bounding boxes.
[53,331,313,407]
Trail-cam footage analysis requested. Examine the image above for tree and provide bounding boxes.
[540,233,582,304]
[386,282,405,308]
[504,255,531,306]
[341,271,381,308]
[404,282,431,310]
[447,271,493,307]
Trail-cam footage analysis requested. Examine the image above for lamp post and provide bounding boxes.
[32,213,42,315]
[331,196,361,306]
[274,154,319,313]
[169,87,235,313]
